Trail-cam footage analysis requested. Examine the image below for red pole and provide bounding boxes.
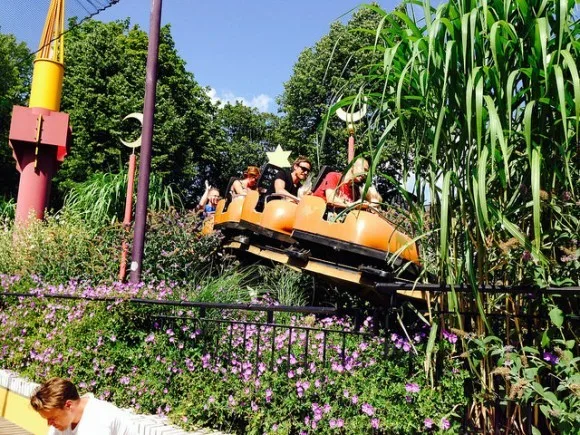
[15,142,57,222]
[347,130,355,164]
[119,153,137,281]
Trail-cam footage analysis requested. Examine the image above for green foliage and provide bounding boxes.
[351,0,580,286]
[464,300,579,434]
[277,6,386,169]
[331,0,580,431]
[54,19,215,206]
[63,171,182,228]
[0,284,468,434]
[0,197,15,221]
[0,213,121,283]
[0,209,223,284]
[197,102,279,194]
[140,209,224,283]
[0,31,32,199]
[258,265,311,306]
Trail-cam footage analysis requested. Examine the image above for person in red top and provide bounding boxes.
[313,157,375,207]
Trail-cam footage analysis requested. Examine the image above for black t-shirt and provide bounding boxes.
[266,169,299,196]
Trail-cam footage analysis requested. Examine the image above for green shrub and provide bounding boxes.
[140,209,224,282]
[0,212,121,282]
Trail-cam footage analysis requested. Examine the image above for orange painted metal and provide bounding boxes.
[260,200,297,235]
[214,195,247,227]
[293,196,420,264]
[239,190,261,226]
[119,153,137,281]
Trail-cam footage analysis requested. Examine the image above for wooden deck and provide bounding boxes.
[0,417,32,434]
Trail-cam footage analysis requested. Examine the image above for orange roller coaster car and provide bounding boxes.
[292,195,420,265]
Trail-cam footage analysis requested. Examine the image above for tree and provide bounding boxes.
[0,31,32,199]
[54,19,215,206]
[197,102,282,195]
[276,5,384,170]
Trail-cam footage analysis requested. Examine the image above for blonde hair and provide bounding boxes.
[342,157,369,185]
[30,378,79,412]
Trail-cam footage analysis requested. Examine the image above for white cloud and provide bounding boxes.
[206,88,273,113]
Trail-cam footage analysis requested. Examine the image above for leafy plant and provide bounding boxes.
[326,0,579,432]
[63,171,182,229]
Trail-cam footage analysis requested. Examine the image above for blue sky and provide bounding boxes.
[96,0,400,113]
[1,1,401,113]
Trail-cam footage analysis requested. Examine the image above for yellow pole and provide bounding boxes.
[28,0,65,111]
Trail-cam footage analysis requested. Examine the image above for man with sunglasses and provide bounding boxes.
[268,156,312,201]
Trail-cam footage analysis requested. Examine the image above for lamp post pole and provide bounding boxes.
[129,0,163,283]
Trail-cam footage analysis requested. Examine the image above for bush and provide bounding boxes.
[0,209,223,284]
[0,279,468,434]
[140,209,224,282]
[0,212,121,283]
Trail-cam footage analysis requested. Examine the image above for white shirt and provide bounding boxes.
[48,396,137,435]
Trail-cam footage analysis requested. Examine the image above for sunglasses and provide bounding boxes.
[297,165,311,173]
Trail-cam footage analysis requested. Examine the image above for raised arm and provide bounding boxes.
[197,181,210,211]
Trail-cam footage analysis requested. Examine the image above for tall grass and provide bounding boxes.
[63,171,182,228]
[350,0,579,289]
[0,197,16,221]
[331,0,579,430]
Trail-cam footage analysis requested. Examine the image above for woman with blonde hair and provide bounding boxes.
[313,157,374,207]
[231,166,261,195]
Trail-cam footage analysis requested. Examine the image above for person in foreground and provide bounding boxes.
[30,377,138,435]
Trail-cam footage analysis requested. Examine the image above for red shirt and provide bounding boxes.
[313,172,360,202]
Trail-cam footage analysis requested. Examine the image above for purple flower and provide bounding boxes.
[543,351,559,365]
[442,329,458,344]
[440,418,450,430]
[405,383,420,393]
[424,418,433,429]
[361,403,375,416]
[371,418,380,429]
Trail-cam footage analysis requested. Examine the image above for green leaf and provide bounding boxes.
[541,330,551,348]
[549,307,564,328]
